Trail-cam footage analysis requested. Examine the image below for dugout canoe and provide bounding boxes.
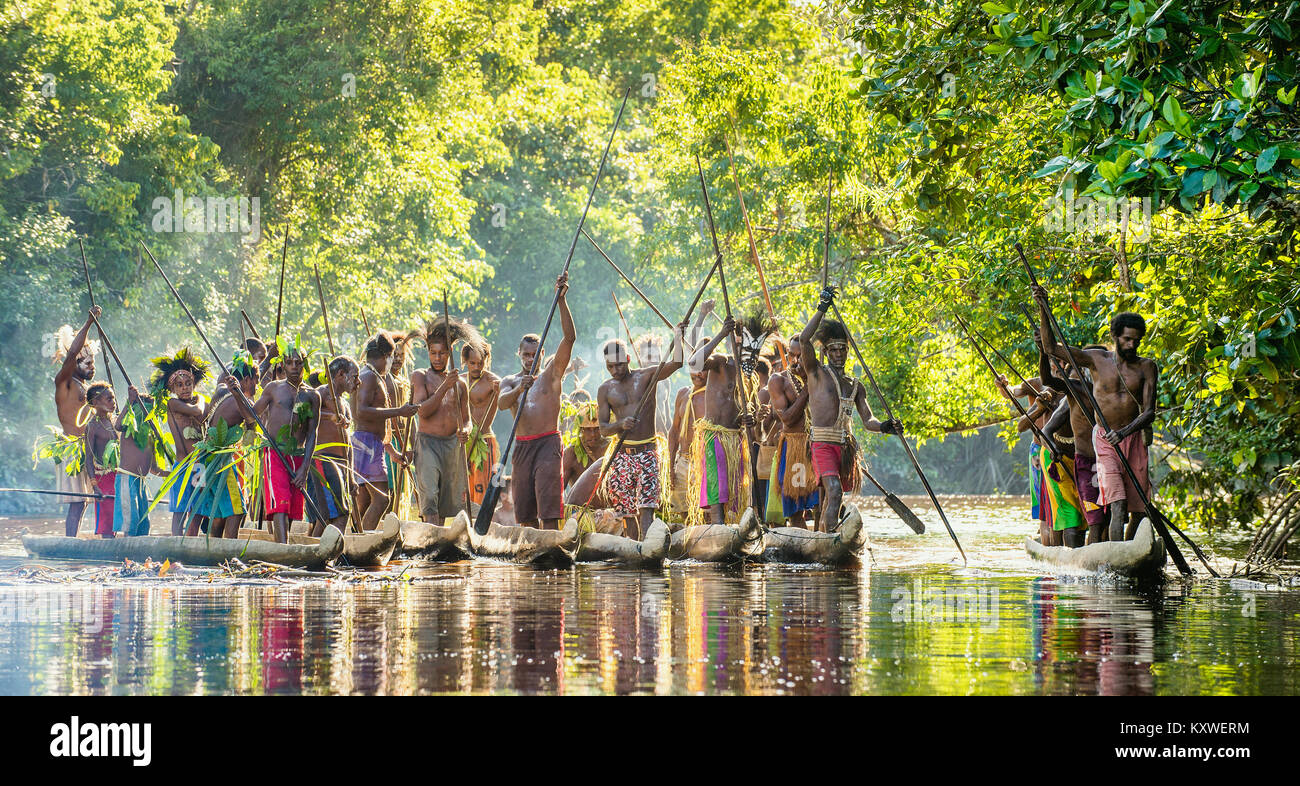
[1025,517,1167,581]
[395,512,470,560]
[667,509,762,563]
[20,526,344,571]
[465,515,579,567]
[570,518,670,569]
[287,515,401,567]
[756,504,867,566]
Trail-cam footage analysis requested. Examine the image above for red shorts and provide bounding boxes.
[262,449,307,519]
[811,441,844,479]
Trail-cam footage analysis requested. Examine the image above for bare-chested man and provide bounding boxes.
[766,335,819,526]
[236,343,321,543]
[52,307,101,535]
[411,318,479,523]
[597,327,685,539]
[1034,285,1158,542]
[353,333,418,531]
[668,370,707,515]
[800,289,902,532]
[198,352,260,538]
[112,384,164,537]
[686,315,759,525]
[149,348,211,536]
[308,356,360,537]
[83,382,118,539]
[497,273,575,529]
[1038,330,1108,545]
[464,342,500,506]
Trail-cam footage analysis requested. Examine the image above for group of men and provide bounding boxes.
[997,287,1159,548]
[46,275,907,544]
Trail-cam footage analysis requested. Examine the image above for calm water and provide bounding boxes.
[0,496,1296,695]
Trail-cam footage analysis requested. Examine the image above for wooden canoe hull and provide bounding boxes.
[758,505,865,565]
[395,512,470,560]
[573,519,670,568]
[288,516,401,567]
[21,527,344,570]
[667,510,761,563]
[466,516,579,567]
[1026,518,1167,580]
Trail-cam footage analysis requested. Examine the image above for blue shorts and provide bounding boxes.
[114,472,150,536]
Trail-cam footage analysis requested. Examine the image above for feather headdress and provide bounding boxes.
[739,309,778,373]
[425,315,486,358]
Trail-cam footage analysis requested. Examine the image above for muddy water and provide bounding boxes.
[0,496,1296,695]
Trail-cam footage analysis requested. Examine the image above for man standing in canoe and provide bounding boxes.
[353,333,418,531]
[236,338,321,543]
[309,356,360,537]
[464,340,500,506]
[994,372,1062,545]
[668,369,707,515]
[112,383,164,537]
[799,288,902,533]
[686,315,756,526]
[596,328,684,539]
[1037,329,1109,544]
[50,307,102,536]
[411,317,478,523]
[497,272,575,530]
[195,351,261,539]
[1033,286,1158,542]
[765,334,819,527]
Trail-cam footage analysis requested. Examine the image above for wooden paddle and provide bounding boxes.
[78,238,113,388]
[859,466,926,534]
[474,88,631,536]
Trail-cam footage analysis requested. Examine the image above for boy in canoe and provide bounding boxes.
[192,350,261,539]
[149,347,211,535]
[112,384,165,536]
[309,356,360,536]
[84,381,119,538]
[799,288,902,532]
[464,341,500,506]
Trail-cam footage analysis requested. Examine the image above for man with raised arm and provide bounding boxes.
[353,333,418,531]
[497,273,575,530]
[51,307,102,535]
[799,288,902,533]
[308,356,360,537]
[1033,285,1158,542]
[686,315,757,526]
[596,325,686,539]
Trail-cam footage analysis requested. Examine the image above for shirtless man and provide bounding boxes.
[237,344,321,543]
[411,318,477,523]
[309,356,360,536]
[83,382,118,539]
[562,404,606,493]
[150,348,210,536]
[1034,285,1158,542]
[766,335,819,526]
[597,327,685,539]
[668,370,707,514]
[464,342,500,506]
[1038,330,1107,545]
[200,352,260,538]
[353,333,418,531]
[800,288,902,532]
[498,273,576,529]
[52,307,101,536]
[687,316,758,525]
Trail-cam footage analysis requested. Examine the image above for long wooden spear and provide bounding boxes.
[611,291,643,366]
[952,313,1058,458]
[274,229,289,339]
[141,240,326,527]
[474,87,631,535]
[312,261,360,533]
[581,229,675,330]
[696,153,763,516]
[1015,243,1205,576]
[240,310,262,341]
[79,239,114,387]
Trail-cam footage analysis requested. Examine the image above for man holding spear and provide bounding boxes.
[49,307,102,535]
[353,333,418,531]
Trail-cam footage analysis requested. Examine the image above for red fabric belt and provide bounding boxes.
[517,430,559,442]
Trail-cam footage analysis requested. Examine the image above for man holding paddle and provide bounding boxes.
[497,272,575,530]
[799,288,902,533]
[1032,285,1158,543]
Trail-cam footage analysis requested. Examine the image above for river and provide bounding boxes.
[0,496,1296,695]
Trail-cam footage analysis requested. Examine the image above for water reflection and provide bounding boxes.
[0,496,1297,695]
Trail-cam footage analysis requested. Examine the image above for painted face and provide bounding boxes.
[428,341,450,373]
[1113,327,1142,362]
[92,389,116,415]
[464,347,486,380]
[338,367,360,394]
[76,350,95,381]
[169,370,196,401]
[519,340,542,373]
[282,352,305,382]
